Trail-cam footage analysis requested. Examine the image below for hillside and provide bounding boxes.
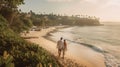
[0,15,60,67]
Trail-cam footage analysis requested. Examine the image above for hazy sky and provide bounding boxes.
[18,0,120,22]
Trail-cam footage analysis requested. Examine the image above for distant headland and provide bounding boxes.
[28,11,101,26]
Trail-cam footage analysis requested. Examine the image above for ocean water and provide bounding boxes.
[49,22,120,65]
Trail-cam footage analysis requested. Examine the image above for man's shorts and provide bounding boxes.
[58,48,62,52]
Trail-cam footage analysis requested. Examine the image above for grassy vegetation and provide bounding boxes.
[0,15,60,67]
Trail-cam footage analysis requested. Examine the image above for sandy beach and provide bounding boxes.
[21,26,106,67]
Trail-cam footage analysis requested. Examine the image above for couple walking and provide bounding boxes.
[57,37,67,59]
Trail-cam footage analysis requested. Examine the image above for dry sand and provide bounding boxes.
[21,27,106,67]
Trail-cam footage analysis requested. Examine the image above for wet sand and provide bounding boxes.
[21,26,106,67]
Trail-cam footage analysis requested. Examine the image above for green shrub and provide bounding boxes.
[0,15,60,67]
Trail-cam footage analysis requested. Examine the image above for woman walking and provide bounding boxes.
[63,39,67,59]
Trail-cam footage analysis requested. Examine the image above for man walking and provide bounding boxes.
[57,37,64,58]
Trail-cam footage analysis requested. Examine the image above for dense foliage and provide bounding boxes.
[10,13,33,33]
[0,15,60,67]
[0,0,24,22]
[0,0,31,33]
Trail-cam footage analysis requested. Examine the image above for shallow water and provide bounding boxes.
[49,22,120,63]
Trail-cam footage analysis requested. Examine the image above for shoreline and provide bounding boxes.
[46,26,120,67]
[21,26,106,67]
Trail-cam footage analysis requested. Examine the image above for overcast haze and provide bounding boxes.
[19,0,120,22]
